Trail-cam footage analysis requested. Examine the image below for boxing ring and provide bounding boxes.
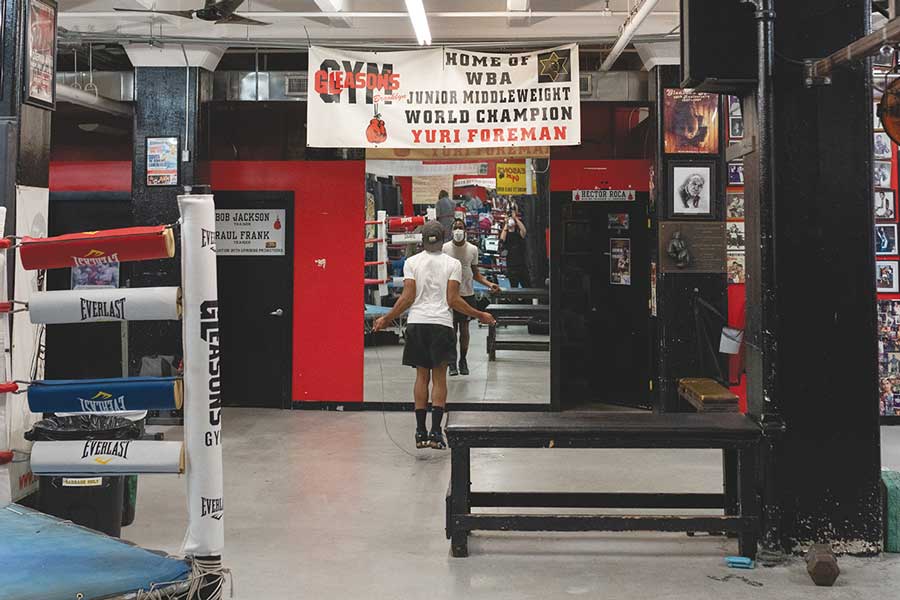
[0,195,227,599]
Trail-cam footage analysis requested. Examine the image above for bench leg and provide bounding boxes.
[449,447,471,558]
[487,326,496,361]
[737,446,759,559]
[723,448,739,516]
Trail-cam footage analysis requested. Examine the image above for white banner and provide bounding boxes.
[573,189,636,202]
[29,287,181,324]
[215,209,285,256]
[179,194,225,556]
[308,44,580,148]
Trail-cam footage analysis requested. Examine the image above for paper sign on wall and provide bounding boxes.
[496,163,527,195]
[573,189,636,202]
[214,209,286,256]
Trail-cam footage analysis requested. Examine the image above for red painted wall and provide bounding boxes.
[50,161,132,192]
[550,159,651,192]
[209,161,365,403]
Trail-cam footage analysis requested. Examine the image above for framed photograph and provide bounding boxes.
[878,260,900,293]
[663,88,720,154]
[23,0,57,110]
[875,132,893,160]
[877,224,898,255]
[876,102,885,131]
[146,136,179,186]
[875,50,895,69]
[726,222,746,251]
[607,213,629,230]
[727,251,745,284]
[726,191,745,220]
[876,190,896,221]
[72,263,119,289]
[728,95,741,117]
[728,162,745,186]
[875,160,893,188]
[729,116,744,139]
[669,161,717,219]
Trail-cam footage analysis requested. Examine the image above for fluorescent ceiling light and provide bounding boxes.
[404,0,432,46]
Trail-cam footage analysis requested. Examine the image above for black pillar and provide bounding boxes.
[129,66,209,373]
[754,0,882,551]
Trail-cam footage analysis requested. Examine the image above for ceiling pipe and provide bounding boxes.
[56,83,133,118]
[60,10,678,19]
[600,0,661,71]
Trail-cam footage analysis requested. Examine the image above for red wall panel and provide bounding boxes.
[209,161,365,403]
[50,161,132,192]
[550,159,651,192]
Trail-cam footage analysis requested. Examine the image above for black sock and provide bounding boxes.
[415,409,427,432]
[459,351,467,362]
[431,407,445,433]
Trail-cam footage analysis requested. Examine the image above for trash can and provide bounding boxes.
[25,415,142,537]
[120,413,147,527]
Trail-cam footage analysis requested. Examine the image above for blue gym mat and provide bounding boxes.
[0,504,190,600]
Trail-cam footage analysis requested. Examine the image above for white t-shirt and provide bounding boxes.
[403,250,462,328]
[443,241,478,297]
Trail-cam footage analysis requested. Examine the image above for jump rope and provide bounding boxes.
[371,318,491,462]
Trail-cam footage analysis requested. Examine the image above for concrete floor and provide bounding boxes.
[123,409,900,599]
[365,324,550,404]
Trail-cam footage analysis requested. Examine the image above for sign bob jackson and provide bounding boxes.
[307,44,581,149]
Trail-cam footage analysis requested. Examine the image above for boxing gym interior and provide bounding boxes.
[1,1,900,599]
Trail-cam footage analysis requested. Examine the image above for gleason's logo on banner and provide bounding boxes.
[200,300,222,447]
[307,44,580,149]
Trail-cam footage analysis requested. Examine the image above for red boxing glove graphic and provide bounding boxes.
[366,114,387,143]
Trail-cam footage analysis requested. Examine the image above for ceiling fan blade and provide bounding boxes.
[216,14,270,26]
[113,8,196,19]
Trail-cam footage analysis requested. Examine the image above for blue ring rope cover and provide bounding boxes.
[27,376,182,413]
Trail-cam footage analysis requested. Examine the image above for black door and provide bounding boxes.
[214,192,293,408]
[551,192,651,410]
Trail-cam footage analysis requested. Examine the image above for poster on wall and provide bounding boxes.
[879,300,900,416]
[307,44,581,148]
[727,252,746,284]
[24,0,57,110]
[650,262,657,316]
[71,262,119,289]
[412,174,455,204]
[877,224,898,256]
[878,260,899,293]
[670,162,716,218]
[726,222,746,251]
[726,192,745,220]
[876,190,896,220]
[214,209,286,255]
[663,89,719,154]
[608,213,630,230]
[610,238,631,286]
[496,163,527,195]
[146,137,179,186]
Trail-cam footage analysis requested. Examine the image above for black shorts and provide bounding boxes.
[453,295,477,324]
[403,324,457,369]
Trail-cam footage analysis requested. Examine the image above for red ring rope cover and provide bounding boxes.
[19,226,175,270]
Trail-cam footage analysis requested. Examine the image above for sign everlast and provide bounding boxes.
[80,297,126,321]
[82,440,131,460]
[200,300,222,447]
[201,496,224,520]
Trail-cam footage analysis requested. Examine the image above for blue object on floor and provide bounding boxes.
[0,504,190,600]
[725,556,755,569]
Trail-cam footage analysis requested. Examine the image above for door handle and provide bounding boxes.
[269,308,284,317]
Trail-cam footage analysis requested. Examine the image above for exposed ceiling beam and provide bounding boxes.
[600,0,661,71]
[59,10,680,20]
[313,0,351,28]
[507,0,530,28]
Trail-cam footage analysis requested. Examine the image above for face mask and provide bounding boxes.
[453,229,466,242]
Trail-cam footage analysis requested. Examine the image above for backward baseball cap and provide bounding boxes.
[421,220,444,251]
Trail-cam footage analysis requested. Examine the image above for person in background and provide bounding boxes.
[435,189,454,241]
[373,221,495,450]
[461,191,483,213]
[500,212,530,288]
[444,218,500,376]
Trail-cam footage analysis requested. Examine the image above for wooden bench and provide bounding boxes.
[496,287,550,302]
[485,304,550,361]
[445,412,762,558]
[678,378,740,413]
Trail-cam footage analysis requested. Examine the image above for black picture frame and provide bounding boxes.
[145,136,180,187]
[668,159,718,220]
[23,0,57,110]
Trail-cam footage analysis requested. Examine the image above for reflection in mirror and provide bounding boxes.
[363,160,550,407]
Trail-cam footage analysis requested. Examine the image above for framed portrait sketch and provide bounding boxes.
[669,161,717,219]
[878,260,900,293]
[876,189,896,221]
[663,89,720,154]
[876,224,898,256]
[23,0,57,110]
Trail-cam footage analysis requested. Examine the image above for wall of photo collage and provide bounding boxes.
[725,95,746,284]
[874,55,900,418]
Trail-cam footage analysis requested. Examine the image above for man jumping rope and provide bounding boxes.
[444,218,500,376]
[373,221,496,449]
